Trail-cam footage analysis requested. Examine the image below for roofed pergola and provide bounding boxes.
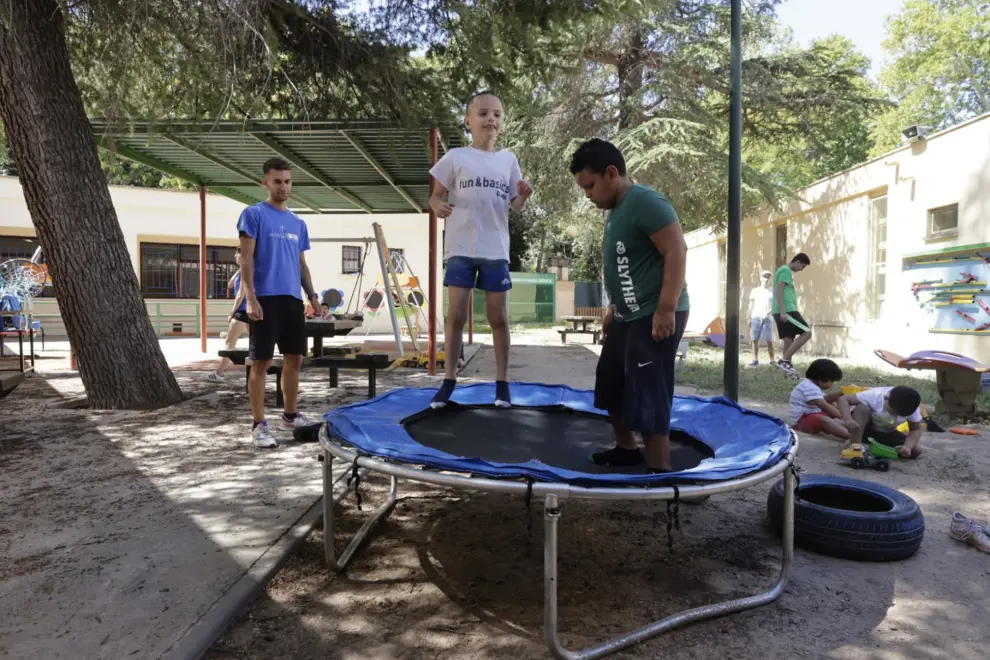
[92,119,466,373]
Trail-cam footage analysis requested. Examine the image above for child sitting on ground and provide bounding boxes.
[837,386,924,459]
[789,358,860,441]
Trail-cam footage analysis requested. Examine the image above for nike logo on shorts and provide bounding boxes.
[638,361,653,368]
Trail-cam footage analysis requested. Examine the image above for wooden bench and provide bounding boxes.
[557,326,601,345]
[309,352,392,399]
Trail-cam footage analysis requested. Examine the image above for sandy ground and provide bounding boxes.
[2,332,989,660]
[206,333,990,660]
[0,335,475,659]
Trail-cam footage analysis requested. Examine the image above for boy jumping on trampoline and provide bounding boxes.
[428,91,534,409]
[837,386,924,458]
[789,358,858,441]
[569,138,689,474]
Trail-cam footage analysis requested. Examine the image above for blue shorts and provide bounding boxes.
[751,317,773,342]
[443,256,512,292]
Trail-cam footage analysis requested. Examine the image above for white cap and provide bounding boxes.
[761,270,772,277]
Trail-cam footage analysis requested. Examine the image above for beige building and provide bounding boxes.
[0,176,437,338]
[685,112,990,363]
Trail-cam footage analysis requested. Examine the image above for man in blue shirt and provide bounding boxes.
[238,157,321,448]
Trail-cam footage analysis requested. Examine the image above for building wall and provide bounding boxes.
[684,112,990,361]
[0,176,438,337]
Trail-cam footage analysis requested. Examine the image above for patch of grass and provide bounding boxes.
[468,321,557,334]
[677,344,990,413]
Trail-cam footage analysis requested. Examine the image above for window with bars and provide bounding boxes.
[927,203,958,239]
[0,235,53,297]
[867,196,888,320]
[342,245,362,274]
[774,224,788,270]
[139,242,238,299]
[390,248,405,274]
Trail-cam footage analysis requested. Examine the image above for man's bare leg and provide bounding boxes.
[751,339,760,362]
[485,291,510,382]
[611,417,638,450]
[780,336,793,360]
[249,359,271,423]
[280,354,303,415]
[766,341,775,362]
[783,332,812,361]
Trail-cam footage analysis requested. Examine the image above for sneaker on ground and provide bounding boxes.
[949,512,990,553]
[252,422,278,448]
[205,371,224,382]
[747,360,759,367]
[280,412,315,429]
[775,359,796,374]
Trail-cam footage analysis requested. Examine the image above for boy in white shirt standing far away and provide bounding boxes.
[747,269,775,367]
[428,91,534,409]
[837,386,925,459]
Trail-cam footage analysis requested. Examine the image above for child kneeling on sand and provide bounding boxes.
[837,386,924,459]
[789,359,859,441]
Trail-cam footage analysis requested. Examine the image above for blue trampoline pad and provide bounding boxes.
[324,382,794,486]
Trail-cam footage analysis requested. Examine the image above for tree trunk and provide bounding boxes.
[616,25,646,130]
[0,0,183,409]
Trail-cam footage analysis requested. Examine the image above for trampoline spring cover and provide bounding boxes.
[323,382,794,486]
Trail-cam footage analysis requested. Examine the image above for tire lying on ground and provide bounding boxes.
[767,473,925,562]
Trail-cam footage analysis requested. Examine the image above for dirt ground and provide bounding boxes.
[204,335,990,660]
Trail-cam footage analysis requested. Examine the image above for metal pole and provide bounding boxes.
[724,0,742,402]
[199,185,208,353]
[428,129,439,375]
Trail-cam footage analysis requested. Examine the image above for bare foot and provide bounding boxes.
[910,446,923,459]
[895,446,911,459]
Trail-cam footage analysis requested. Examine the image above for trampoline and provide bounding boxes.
[319,382,798,659]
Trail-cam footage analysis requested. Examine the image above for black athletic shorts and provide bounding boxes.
[865,419,907,448]
[775,310,809,339]
[232,310,250,324]
[248,295,307,361]
[594,310,688,436]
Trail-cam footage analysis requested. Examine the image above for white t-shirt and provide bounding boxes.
[429,146,523,261]
[789,378,825,423]
[855,387,923,428]
[749,287,773,319]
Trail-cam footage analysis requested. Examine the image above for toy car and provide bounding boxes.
[840,439,896,472]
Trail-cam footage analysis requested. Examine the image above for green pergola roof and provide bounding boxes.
[90,120,465,214]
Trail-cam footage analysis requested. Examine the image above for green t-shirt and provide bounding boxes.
[602,185,690,322]
[771,264,798,313]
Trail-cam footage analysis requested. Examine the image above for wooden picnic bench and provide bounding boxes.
[558,315,602,345]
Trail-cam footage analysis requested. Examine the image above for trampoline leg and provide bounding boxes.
[543,468,797,660]
[323,450,398,572]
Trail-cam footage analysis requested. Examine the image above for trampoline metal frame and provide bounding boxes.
[319,426,798,660]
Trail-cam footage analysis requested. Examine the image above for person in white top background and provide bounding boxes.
[747,269,775,367]
[428,91,534,409]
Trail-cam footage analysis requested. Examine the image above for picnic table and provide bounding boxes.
[306,317,361,357]
[0,310,36,374]
[558,315,602,344]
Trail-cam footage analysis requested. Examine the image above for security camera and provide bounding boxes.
[901,125,930,143]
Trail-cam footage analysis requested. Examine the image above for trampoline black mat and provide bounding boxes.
[402,405,714,474]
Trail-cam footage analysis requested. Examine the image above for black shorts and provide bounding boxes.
[232,310,250,324]
[775,310,809,339]
[249,295,307,360]
[594,311,688,436]
[865,419,907,448]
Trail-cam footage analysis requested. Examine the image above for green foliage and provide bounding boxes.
[871,0,990,154]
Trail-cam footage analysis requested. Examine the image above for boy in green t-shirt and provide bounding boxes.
[772,253,812,375]
[569,138,689,474]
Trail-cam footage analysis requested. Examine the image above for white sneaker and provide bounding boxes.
[252,422,278,448]
[949,512,990,553]
[205,371,224,382]
[280,412,315,430]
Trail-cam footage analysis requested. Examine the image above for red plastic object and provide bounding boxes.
[958,272,979,284]
[956,310,977,324]
[978,299,990,315]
